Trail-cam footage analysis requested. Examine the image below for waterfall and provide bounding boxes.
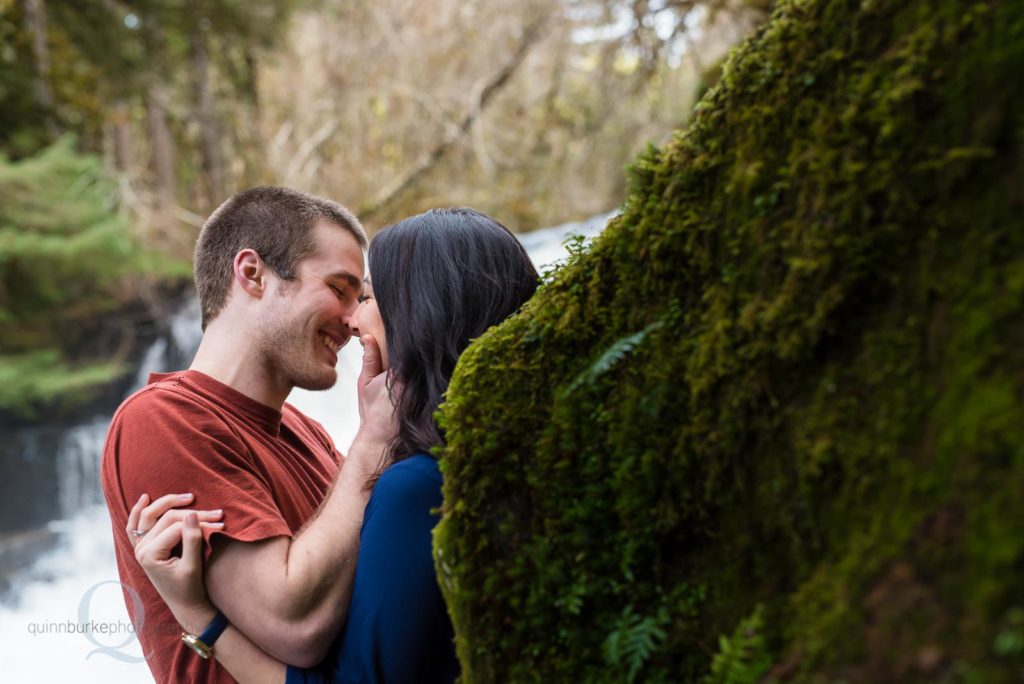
[0,214,611,682]
[131,339,167,390]
[131,298,204,391]
[168,298,204,365]
[516,211,612,270]
[52,297,207,524]
[55,419,108,517]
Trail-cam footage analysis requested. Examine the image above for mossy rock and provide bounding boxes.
[434,0,1024,681]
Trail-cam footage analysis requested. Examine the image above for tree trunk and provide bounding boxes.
[190,27,226,208]
[138,9,176,211]
[21,0,58,138]
[110,101,134,172]
[146,87,177,208]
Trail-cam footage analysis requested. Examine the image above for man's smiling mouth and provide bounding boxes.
[318,331,342,354]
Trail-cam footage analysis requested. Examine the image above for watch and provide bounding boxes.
[182,611,230,659]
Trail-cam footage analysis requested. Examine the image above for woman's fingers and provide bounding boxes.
[135,520,185,566]
[126,491,223,549]
[134,519,223,564]
[143,508,223,543]
[137,492,195,533]
[179,512,204,575]
[358,335,383,389]
[125,493,149,539]
[355,372,400,446]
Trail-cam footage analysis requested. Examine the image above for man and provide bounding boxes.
[101,186,393,683]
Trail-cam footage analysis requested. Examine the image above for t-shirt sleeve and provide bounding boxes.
[109,388,292,560]
[287,456,455,684]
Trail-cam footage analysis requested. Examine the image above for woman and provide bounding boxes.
[127,208,539,682]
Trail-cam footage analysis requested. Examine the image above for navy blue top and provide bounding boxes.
[285,454,459,684]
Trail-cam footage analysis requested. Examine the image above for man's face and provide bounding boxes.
[256,220,365,392]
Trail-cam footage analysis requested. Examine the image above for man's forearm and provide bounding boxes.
[280,436,381,621]
[174,605,288,684]
[205,434,386,667]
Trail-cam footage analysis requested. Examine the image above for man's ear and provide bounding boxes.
[233,249,266,299]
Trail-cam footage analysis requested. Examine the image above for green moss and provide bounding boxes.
[435,0,1024,681]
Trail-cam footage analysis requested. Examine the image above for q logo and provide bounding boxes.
[78,580,148,663]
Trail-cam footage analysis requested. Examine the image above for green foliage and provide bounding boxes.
[0,138,184,415]
[993,608,1024,659]
[0,0,305,156]
[435,0,1024,681]
[0,4,46,157]
[703,607,771,684]
[563,320,665,397]
[603,605,670,683]
[0,350,124,416]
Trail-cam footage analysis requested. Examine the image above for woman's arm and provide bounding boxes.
[129,494,290,684]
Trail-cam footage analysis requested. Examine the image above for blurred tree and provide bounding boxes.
[255,0,764,230]
[0,138,187,416]
[1,1,52,156]
[4,0,762,237]
[0,0,309,415]
[20,0,56,138]
[0,0,763,414]
[3,0,306,233]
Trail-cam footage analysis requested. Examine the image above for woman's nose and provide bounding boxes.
[345,302,364,337]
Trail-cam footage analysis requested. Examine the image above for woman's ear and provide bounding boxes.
[233,249,266,299]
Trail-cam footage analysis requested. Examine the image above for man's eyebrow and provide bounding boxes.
[327,270,363,289]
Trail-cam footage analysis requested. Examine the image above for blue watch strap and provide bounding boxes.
[198,611,230,648]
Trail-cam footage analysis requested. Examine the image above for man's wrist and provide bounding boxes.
[345,434,388,477]
[350,430,389,453]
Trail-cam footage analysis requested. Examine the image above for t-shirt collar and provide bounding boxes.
[149,370,284,434]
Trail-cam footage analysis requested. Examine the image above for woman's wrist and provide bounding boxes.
[175,603,219,636]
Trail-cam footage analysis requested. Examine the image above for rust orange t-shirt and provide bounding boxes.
[101,370,342,684]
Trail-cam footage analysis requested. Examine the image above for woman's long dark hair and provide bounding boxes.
[369,208,539,461]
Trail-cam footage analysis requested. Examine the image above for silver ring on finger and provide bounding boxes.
[131,529,147,538]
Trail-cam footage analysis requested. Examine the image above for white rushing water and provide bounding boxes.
[0,213,611,681]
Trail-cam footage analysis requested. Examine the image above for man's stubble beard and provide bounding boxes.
[255,306,338,393]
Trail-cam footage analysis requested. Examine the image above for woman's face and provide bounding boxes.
[351,278,389,369]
